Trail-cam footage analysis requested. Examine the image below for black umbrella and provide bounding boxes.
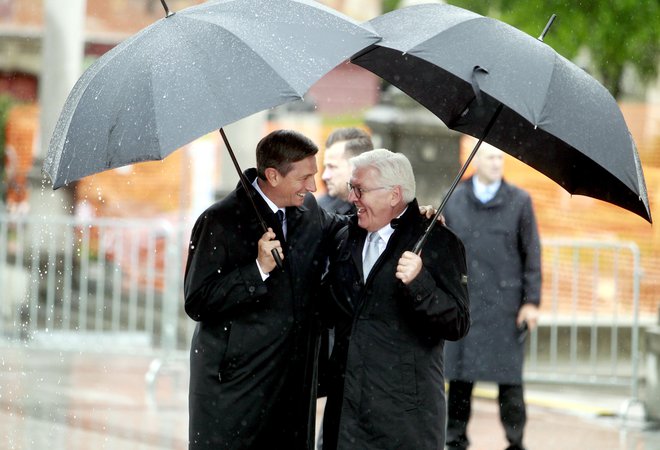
[351,4,651,252]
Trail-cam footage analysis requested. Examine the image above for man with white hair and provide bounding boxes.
[320,148,470,449]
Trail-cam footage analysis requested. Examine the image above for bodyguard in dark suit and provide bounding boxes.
[318,127,374,215]
[184,130,344,450]
[443,146,542,450]
[321,149,470,450]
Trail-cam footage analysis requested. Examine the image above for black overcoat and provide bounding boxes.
[321,200,470,450]
[443,177,541,384]
[184,169,343,450]
[318,194,354,215]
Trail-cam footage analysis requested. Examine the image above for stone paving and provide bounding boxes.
[1,346,659,450]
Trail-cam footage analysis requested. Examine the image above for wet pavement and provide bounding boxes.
[1,346,659,450]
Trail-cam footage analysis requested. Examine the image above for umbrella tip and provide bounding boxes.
[160,0,175,18]
[538,14,557,42]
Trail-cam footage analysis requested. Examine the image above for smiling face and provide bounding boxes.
[321,141,351,200]
[348,165,403,232]
[263,155,318,208]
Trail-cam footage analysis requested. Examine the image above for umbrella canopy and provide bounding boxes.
[44,0,380,189]
[352,3,651,224]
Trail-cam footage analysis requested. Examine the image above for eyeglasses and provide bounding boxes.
[346,182,390,199]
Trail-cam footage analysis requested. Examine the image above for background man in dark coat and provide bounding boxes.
[443,145,542,450]
[321,149,470,450]
[184,130,344,450]
[316,127,373,450]
[319,127,374,215]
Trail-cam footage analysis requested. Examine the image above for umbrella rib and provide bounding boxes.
[349,42,380,62]
[534,50,559,128]
[189,19,301,98]
[174,15,305,98]
[48,25,164,184]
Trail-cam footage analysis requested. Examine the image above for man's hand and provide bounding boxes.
[517,303,539,331]
[396,251,422,285]
[257,228,283,273]
[419,205,445,225]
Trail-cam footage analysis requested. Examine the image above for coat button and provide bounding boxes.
[218,372,222,382]
[248,286,256,293]
[416,294,423,302]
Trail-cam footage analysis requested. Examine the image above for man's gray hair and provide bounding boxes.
[350,148,416,203]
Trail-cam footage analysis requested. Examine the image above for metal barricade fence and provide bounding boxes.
[0,214,646,396]
[0,213,194,355]
[525,238,643,400]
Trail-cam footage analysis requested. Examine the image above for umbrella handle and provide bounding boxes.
[219,128,284,270]
[412,103,504,254]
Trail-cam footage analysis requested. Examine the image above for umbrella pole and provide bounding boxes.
[412,103,504,254]
[219,128,284,269]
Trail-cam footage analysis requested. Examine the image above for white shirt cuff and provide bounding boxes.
[255,259,270,281]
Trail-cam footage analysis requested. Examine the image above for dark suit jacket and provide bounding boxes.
[321,199,470,450]
[184,168,343,450]
[318,194,355,215]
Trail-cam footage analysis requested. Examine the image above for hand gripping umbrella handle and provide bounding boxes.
[412,103,504,254]
[219,128,284,270]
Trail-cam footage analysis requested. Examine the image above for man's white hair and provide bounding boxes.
[350,148,416,203]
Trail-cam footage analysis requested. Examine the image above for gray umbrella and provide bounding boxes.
[44,0,379,189]
[351,3,651,248]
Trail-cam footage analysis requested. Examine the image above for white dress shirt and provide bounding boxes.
[472,177,501,204]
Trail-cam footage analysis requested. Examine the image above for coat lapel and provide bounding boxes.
[284,202,309,245]
[361,200,422,287]
[349,225,367,286]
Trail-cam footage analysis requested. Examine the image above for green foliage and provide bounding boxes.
[322,111,371,128]
[0,94,15,203]
[0,94,11,148]
[382,0,401,14]
[446,0,660,99]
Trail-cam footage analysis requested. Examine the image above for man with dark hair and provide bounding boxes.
[319,127,374,214]
[185,129,345,450]
[324,127,370,149]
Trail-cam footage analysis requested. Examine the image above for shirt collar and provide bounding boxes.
[370,206,408,246]
[252,177,284,216]
[472,176,501,203]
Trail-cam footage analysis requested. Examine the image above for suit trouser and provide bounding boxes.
[446,380,526,450]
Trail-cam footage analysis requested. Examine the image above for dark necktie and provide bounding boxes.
[276,210,286,238]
